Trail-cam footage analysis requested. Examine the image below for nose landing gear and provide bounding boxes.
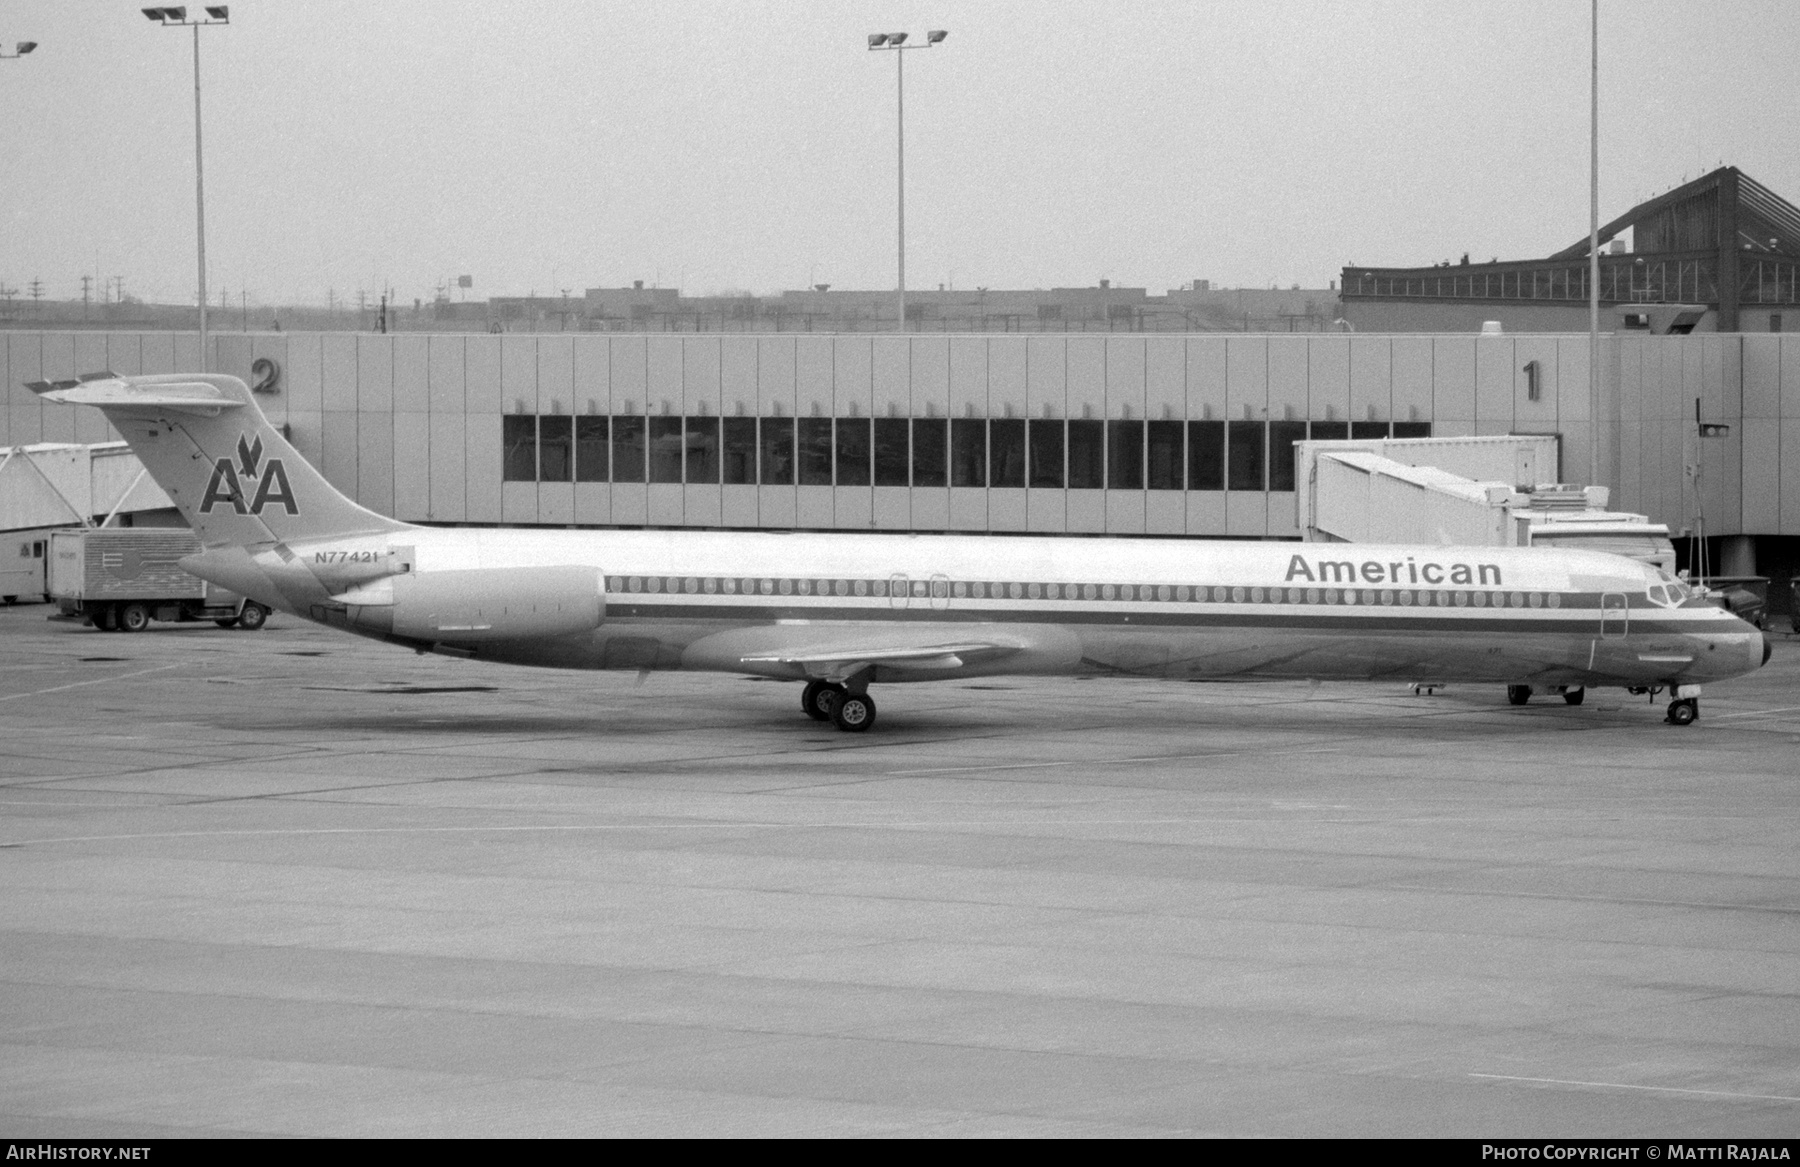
[1666,697,1698,725]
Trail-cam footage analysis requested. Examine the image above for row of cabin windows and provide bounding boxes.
[502,416,1432,493]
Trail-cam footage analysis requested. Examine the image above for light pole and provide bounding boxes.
[867,29,946,333]
[143,6,230,371]
[1588,0,1600,495]
[0,39,37,60]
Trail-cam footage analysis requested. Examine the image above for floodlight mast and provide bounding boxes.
[867,29,947,333]
[144,6,230,371]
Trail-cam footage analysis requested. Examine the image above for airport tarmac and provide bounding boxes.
[1,602,1797,1138]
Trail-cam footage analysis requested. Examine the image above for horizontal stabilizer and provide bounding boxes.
[27,373,245,416]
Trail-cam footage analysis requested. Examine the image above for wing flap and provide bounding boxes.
[740,640,1016,677]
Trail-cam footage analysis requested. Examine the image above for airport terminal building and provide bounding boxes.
[3,328,1798,584]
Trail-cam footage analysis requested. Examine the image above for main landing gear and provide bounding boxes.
[800,679,878,733]
[1506,685,1586,707]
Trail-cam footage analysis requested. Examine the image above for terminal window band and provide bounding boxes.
[503,413,1433,489]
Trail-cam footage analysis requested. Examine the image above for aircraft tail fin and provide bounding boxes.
[28,371,410,547]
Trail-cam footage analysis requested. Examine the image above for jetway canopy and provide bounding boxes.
[1299,434,1672,569]
[0,442,174,532]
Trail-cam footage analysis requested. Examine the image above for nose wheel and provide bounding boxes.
[1666,697,1698,725]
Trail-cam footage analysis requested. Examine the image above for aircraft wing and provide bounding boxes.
[739,639,1020,679]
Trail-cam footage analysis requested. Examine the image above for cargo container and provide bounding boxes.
[47,527,269,631]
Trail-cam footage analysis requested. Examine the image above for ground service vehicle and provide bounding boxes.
[2,529,54,603]
[28,372,1768,728]
[47,526,270,632]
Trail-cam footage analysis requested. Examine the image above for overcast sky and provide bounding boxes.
[4,0,1798,307]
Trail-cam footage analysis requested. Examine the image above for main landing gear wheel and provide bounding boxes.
[235,602,269,631]
[1563,687,1586,706]
[802,680,845,722]
[117,602,151,633]
[832,691,876,733]
[1667,698,1698,726]
[1507,684,1532,706]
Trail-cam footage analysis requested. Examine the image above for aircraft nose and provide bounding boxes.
[1765,636,1774,666]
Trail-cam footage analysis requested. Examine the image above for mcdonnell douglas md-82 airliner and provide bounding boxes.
[31,372,1768,731]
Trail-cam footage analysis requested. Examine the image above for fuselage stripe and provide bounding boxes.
[601,574,1693,616]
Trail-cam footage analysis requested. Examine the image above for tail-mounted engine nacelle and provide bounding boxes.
[341,564,605,644]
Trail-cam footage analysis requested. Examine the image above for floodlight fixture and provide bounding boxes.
[864,29,948,333]
[15,41,35,54]
[147,2,231,370]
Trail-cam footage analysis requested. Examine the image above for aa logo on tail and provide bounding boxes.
[200,434,299,516]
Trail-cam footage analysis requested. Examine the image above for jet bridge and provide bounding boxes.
[1298,435,1674,571]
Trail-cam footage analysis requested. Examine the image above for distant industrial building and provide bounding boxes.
[1341,166,1800,334]
[483,282,1342,335]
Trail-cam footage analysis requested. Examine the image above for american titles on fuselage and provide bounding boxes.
[1285,553,1499,587]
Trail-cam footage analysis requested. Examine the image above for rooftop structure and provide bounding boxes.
[1340,167,1800,333]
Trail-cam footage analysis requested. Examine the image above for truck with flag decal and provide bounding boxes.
[47,526,271,632]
